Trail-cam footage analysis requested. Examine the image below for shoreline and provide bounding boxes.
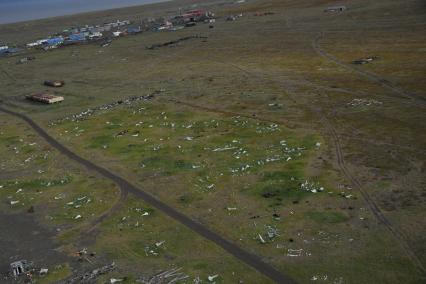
[0,0,172,26]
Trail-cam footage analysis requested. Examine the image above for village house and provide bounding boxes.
[26,93,64,104]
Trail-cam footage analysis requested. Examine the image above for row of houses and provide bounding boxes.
[65,19,131,35]
[152,9,215,31]
[171,9,215,25]
[2,8,215,56]
[25,19,133,50]
[0,44,20,55]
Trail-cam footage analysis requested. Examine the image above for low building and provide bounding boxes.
[113,31,124,37]
[45,37,64,47]
[26,39,49,48]
[88,31,103,39]
[0,47,20,55]
[17,56,36,64]
[10,260,33,276]
[26,93,64,104]
[68,33,87,42]
[324,6,347,12]
[182,9,206,20]
[44,80,65,87]
[127,27,142,34]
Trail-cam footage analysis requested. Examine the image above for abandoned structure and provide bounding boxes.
[44,80,65,87]
[324,6,347,12]
[10,260,33,276]
[17,56,36,64]
[352,56,378,65]
[26,93,64,104]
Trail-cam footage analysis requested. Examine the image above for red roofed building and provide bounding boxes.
[182,9,206,21]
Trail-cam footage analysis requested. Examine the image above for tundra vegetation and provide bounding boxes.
[0,0,425,283]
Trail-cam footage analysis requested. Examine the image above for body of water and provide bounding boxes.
[0,0,167,24]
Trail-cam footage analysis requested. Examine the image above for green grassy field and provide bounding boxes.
[0,0,425,283]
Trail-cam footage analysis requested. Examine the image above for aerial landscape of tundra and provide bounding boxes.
[0,0,425,283]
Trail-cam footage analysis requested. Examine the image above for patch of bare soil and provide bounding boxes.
[0,212,70,279]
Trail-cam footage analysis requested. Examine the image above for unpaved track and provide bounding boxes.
[193,58,426,275]
[312,33,426,104]
[0,106,294,284]
[169,99,288,125]
[312,108,426,275]
[311,34,426,273]
[0,66,16,82]
[86,188,128,233]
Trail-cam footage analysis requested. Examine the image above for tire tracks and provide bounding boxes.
[311,33,425,273]
[200,57,426,275]
[169,98,288,125]
[312,33,425,104]
[0,106,294,284]
[86,188,128,234]
[313,109,426,274]
[0,66,16,82]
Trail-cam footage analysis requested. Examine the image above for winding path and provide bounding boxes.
[312,108,426,275]
[312,33,425,104]
[0,106,294,284]
[311,34,425,274]
[186,56,426,275]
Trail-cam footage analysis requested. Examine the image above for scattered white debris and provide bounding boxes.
[208,274,219,282]
[54,193,65,200]
[39,268,48,276]
[241,164,250,171]
[300,181,324,193]
[347,98,382,107]
[212,146,237,152]
[287,248,303,257]
[206,184,215,189]
[10,200,20,205]
[137,267,188,283]
[311,275,328,281]
[75,215,82,220]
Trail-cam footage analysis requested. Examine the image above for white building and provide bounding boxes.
[113,31,123,37]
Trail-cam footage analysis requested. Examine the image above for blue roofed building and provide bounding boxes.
[127,26,142,34]
[45,37,64,46]
[68,33,87,42]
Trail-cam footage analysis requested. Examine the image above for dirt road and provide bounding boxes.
[0,106,294,284]
[312,33,426,104]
